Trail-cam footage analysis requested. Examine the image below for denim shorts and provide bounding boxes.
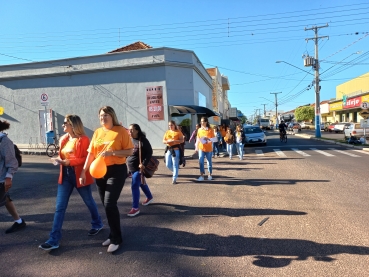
[0,182,12,207]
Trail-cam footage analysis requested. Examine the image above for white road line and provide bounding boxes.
[310,148,335,157]
[328,148,360,157]
[255,150,264,156]
[353,150,369,155]
[291,148,311,156]
[273,149,287,157]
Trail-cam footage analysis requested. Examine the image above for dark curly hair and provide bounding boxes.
[0,120,10,132]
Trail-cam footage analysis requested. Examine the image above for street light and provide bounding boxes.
[276,61,314,76]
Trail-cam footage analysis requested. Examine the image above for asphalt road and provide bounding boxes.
[1,133,368,277]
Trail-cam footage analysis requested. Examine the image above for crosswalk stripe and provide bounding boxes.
[328,148,360,157]
[291,148,311,156]
[255,150,264,156]
[310,148,335,156]
[353,150,369,155]
[273,149,287,157]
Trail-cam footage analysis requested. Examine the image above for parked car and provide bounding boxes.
[334,122,350,133]
[321,122,331,131]
[287,122,301,131]
[344,123,369,139]
[243,125,267,146]
[328,123,337,132]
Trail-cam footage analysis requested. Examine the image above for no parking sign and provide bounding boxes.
[41,93,49,106]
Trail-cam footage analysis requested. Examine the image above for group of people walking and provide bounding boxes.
[1,106,154,254]
[1,110,245,253]
[164,118,246,183]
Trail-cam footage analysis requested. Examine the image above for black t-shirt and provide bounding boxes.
[127,136,153,173]
[279,123,287,131]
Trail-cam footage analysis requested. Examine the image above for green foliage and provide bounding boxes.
[240,116,247,124]
[180,119,191,126]
[295,106,314,121]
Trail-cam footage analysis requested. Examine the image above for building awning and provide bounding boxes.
[169,105,220,117]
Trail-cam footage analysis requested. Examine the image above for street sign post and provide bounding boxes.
[359,104,369,144]
[40,93,49,132]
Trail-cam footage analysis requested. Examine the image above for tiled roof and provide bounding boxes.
[108,41,152,53]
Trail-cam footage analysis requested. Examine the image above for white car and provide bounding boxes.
[243,126,267,146]
[344,123,369,139]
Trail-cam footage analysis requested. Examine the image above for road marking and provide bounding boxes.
[353,150,369,155]
[291,148,311,156]
[255,150,264,156]
[310,148,335,157]
[273,149,287,157]
[328,148,360,157]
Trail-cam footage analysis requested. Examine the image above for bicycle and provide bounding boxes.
[280,131,287,143]
[46,135,60,157]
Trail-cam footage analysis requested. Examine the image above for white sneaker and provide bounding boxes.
[197,176,204,181]
[208,175,212,180]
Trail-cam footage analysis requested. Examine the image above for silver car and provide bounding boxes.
[243,126,267,146]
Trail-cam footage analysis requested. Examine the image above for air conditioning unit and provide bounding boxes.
[304,56,315,67]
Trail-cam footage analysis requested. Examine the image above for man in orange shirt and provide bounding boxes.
[196,117,215,181]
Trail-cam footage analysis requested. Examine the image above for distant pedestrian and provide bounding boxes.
[177,125,186,167]
[196,117,215,181]
[220,123,227,150]
[0,120,26,234]
[126,124,154,217]
[39,114,103,251]
[80,106,134,253]
[189,123,201,152]
[234,125,246,160]
[163,121,184,184]
[212,126,221,158]
[224,128,235,160]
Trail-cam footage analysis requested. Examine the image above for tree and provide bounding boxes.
[240,116,247,124]
[294,106,314,122]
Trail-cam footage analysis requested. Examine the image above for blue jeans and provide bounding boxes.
[227,144,233,158]
[198,150,212,175]
[165,149,180,181]
[235,142,244,159]
[212,142,220,157]
[131,171,153,209]
[46,166,103,246]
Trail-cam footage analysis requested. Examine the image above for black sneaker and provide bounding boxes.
[5,219,26,234]
[39,243,59,251]
[88,227,103,236]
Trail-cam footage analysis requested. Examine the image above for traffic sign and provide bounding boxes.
[359,110,369,119]
[361,101,369,109]
[41,93,49,106]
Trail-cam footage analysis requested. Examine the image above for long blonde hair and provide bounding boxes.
[65,114,85,136]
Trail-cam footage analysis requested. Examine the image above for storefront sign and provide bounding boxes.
[343,96,361,109]
[362,94,369,102]
[146,86,164,121]
[329,102,342,111]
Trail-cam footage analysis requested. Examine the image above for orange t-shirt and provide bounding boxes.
[220,127,227,137]
[60,139,77,160]
[197,127,215,152]
[88,126,133,166]
[163,129,183,147]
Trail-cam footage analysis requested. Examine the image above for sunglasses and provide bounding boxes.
[62,121,70,125]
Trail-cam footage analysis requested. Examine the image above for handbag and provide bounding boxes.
[139,138,160,179]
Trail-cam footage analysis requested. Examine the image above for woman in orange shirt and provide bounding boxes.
[39,114,103,251]
[80,106,133,253]
[196,117,215,181]
[163,120,184,184]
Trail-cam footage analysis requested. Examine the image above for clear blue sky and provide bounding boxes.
[1,0,368,119]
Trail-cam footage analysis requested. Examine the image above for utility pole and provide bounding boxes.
[270,92,282,125]
[261,104,267,117]
[305,24,328,138]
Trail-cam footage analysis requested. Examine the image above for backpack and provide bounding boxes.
[0,136,22,167]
